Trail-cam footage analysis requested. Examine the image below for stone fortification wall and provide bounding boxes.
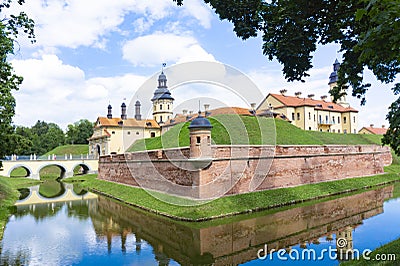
[98,145,392,198]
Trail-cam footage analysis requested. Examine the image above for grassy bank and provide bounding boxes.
[129,116,382,151]
[341,237,400,265]
[44,144,88,156]
[67,164,400,221]
[0,176,41,239]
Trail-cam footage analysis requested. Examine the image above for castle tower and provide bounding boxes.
[189,112,212,159]
[151,69,174,125]
[329,59,349,108]
[336,226,354,261]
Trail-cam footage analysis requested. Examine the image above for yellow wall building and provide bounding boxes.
[257,60,358,133]
[88,71,174,157]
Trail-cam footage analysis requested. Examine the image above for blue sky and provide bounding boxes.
[8,0,398,130]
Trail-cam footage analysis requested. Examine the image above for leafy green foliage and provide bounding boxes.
[65,119,94,145]
[0,0,35,162]
[174,0,400,153]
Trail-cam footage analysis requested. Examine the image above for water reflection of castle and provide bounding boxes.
[88,185,393,265]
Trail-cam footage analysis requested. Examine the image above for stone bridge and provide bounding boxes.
[0,158,98,180]
[15,183,98,206]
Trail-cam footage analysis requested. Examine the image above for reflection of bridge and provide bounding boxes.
[0,158,98,179]
[15,183,98,206]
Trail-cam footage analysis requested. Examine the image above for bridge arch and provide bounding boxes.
[37,163,68,179]
[72,163,92,176]
[8,164,33,178]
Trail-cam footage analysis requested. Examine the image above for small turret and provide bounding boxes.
[135,100,142,120]
[107,104,112,119]
[189,112,213,159]
[121,102,127,120]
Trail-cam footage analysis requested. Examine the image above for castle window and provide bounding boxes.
[292,113,295,121]
[127,131,131,135]
[151,132,156,138]
[332,116,335,124]
[309,127,311,130]
[338,116,340,124]
[297,113,300,120]
[308,112,311,120]
[160,104,162,110]
[353,116,355,123]
[344,117,347,124]
[314,114,316,121]
[207,136,211,144]
[112,131,115,134]
[168,104,170,110]
[338,129,341,133]
[136,131,139,135]
[196,136,201,144]
[325,115,328,123]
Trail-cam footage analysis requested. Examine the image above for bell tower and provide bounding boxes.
[151,65,174,125]
[329,59,349,108]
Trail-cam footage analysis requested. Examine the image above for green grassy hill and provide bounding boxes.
[129,115,382,152]
[44,144,88,156]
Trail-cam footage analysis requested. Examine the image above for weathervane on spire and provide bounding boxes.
[162,63,166,73]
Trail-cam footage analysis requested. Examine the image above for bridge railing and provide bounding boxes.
[3,154,96,161]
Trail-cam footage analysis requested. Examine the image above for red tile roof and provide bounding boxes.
[360,126,387,135]
[267,93,358,113]
[95,117,160,128]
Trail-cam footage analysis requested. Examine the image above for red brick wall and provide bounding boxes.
[98,145,392,198]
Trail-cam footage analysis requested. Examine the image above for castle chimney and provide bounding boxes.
[135,100,142,120]
[250,103,257,109]
[295,92,302,98]
[189,110,193,116]
[280,89,287,96]
[204,104,210,117]
[182,109,188,115]
[321,95,327,101]
[307,94,315,99]
[121,102,127,120]
[107,104,112,119]
[370,124,374,128]
[382,125,385,128]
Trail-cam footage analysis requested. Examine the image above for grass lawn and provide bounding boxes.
[341,237,400,265]
[43,144,88,156]
[0,176,41,239]
[129,116,382,151]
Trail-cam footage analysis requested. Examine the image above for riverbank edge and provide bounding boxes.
[340,237,400,265]
[0,177,42,240]
[67,165,400,222]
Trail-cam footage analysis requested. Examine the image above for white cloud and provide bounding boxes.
[122,33,215,66]
[9,0,213,50]
[10,54,148,128]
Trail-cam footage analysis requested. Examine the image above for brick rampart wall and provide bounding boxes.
[98,145,392,199]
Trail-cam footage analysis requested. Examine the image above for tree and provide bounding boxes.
[0,0,35,161]
[65,119,94,145]
[30,120,65,155]
[174,0,400,153]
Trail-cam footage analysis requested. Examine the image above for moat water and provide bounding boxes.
[0,181,399,266]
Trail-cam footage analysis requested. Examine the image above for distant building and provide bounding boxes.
[88,71,172,158]
[359,124,388,135]
[257,60,359,133]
